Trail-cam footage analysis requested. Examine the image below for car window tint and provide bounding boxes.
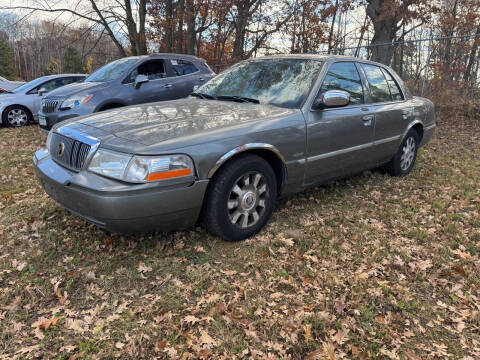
[171,59,198,76]
[127,60,167,83]
[382,68,404,101]
[361,64,392,102]
[320,62,364,104]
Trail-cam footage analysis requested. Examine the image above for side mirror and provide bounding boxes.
[37,87,47,96]
[312,90,350,110]
[134,74,149,89]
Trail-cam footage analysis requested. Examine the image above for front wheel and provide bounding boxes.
[386,129,419,176]
[203,154,277,241]
[2,105,32,127]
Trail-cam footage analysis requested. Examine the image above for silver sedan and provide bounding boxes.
[0,74,86,127]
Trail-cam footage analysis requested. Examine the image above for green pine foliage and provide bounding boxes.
[0,37,15,79]
[62,46,85,73]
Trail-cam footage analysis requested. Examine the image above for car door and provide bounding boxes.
[165,59,207,97]
[122,59,173,104]
[304,61,376,185]
[359,63,413,165]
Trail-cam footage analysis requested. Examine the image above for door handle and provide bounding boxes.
[165,84,173,88]
[362,115,374,126]
[199,77,205,81]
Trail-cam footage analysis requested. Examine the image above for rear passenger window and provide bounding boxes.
[382,69,403,101]
[320,62,364,104]
[171,59,198,76]
[361,64,392,103]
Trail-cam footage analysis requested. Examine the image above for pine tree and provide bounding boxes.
[62,46,85,73]
[0,37,15,79]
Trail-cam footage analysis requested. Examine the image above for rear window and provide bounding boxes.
[361,64,392,103]
[381,68,404,101]
[171,59,198,76]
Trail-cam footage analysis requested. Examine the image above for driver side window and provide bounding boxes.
[320,62,364,105]
[125,59,166,83]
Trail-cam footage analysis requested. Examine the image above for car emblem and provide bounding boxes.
[58,142,65,157]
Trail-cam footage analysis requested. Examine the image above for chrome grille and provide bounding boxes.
[50,133,91,171]
[42,99,59,113]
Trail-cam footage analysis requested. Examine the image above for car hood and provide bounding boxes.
[56,98,297,151]
[0,81,24,92]
[45,81,107,99]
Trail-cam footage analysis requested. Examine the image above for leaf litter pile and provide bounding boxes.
[0,121,479,359]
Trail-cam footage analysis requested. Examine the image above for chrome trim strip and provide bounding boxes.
[425,123,436,130]
[402,120,424,140]
[307,135,401,162]
[374,134,401,145]
[208,143,286,178]
[307,142,373,162]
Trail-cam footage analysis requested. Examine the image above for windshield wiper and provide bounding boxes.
[216,95,260,104]
[191,92,217,100]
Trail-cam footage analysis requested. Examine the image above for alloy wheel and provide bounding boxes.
[227,171,269,229]
[7,108,28,127]
[400,136,416,171]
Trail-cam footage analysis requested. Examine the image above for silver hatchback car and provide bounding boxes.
[34,55,435,241]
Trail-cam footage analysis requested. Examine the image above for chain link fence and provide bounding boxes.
[322,33,480,98]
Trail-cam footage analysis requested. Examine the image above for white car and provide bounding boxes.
[0,74,86,127]
[0,76,25,92]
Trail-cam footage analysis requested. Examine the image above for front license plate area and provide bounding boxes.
[39,114,47,126]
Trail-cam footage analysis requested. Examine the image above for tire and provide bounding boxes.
[2,105,32,127]
[203,154,277,242]
[386,129,420,177]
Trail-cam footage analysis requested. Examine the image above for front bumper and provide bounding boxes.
[38,106,92,131]
[34,149,209,233]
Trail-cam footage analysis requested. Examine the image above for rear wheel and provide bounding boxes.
[203,154,277,241]
[2,105,32,127]
[386,129,419,176]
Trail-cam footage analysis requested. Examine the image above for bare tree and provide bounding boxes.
[0,0,148,56]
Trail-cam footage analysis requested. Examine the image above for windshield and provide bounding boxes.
[12,77,48,94]
[196,58,324,108]
[85,58,138,82]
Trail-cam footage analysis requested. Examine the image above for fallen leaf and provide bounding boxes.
[304,323,312,343]
[137,262,152,273]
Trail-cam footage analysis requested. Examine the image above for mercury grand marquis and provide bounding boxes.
[34,55,436,241]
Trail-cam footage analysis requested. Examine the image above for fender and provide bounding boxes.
[401,119,424,142]
[208,143,286,178]
[94,100,127,112]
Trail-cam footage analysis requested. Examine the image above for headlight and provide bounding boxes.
[88,149,194,183]
[60,94,92,110]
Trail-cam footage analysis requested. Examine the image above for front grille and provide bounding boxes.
[42,99,59,113]
[50,133,91,170]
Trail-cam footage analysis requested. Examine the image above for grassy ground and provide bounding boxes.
[0,120,479,359]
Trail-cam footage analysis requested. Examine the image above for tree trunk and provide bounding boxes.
[138,0,147,54]
[465,26,480,84]
[232,0,252,61]
[165,0,174,52]
[176,0,185,53]
[366,0,397,65]
[186,0,196,55]
[443,0,458,80]
[327,0,338,54]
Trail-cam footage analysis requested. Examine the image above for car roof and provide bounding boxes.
[124,53,206,62]
[249,54,389,67]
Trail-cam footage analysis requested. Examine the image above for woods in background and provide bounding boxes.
[1,0,480,105]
